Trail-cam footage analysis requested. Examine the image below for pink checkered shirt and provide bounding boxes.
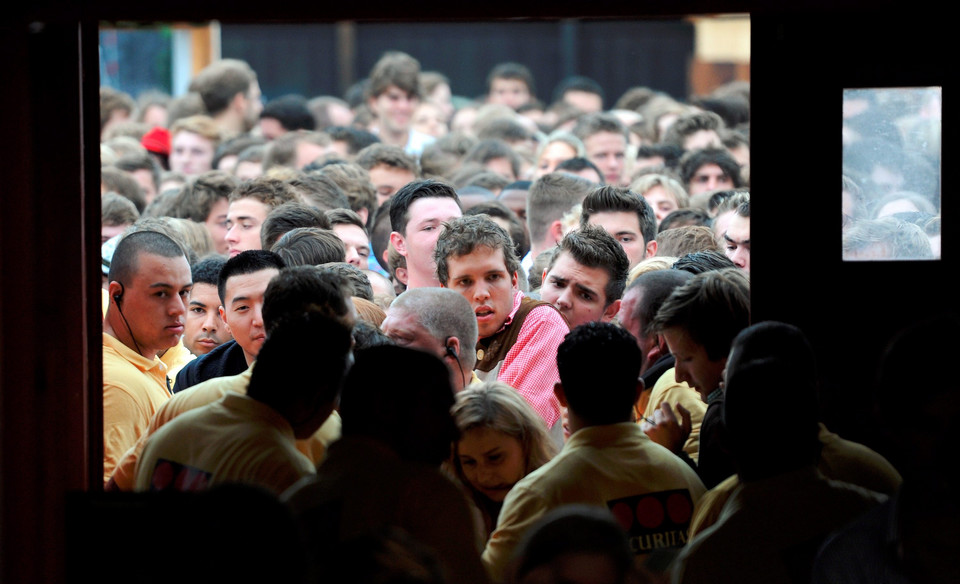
[495,292,570,428]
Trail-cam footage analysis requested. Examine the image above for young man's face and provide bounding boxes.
[219,267,279,365]
[170,131,215,176]
[540,250,619,329]
[688,163,734,195]
[587,211,651,269]
[583,131,627,186]
[369,164,416,207]
[204,198,231,255]
[332,223,371,268]
[184,282,230,356]
[642,186,679,226]
[391,196,462,287]
[724,214,751,273]
[444,245,518,339]
[662,326,726,397]
[488,78,531,111]
[225,197,270,257]
[369,84,418,136]
[110,252,192,356]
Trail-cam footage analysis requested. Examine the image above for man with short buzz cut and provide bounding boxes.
[380,286,479,392]
[364,51,435,157]
[188,58,263,139]
[108,265,356,491]
[434,215,569,442]
[539,225,629,329]
[482,322,706,582]
[102,230,193,483]
[580,185,659,270]
[183,256,230,358]
[723,200,750,273]
[571,112,630,186]
[390,179,462,289]
[224,176,300,257]
[174,250,285,392]
[522,172,596,275]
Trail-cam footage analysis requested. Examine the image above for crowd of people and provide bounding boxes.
[95,50,954,584]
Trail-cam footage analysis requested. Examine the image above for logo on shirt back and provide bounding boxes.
[608,490,694,553]
[149,459,212,492]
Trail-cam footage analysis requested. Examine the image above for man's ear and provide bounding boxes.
[548,220,565,245]
[601,299,621,323]
[511,271,519,290]
[553,382,568,407]
[230,91,248,114]
[219,306,233,336]
[645,238,658,259]
[389,231,407,256]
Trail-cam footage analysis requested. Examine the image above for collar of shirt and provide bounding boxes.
[490,290,525,337]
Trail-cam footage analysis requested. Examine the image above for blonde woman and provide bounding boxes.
[450,381,557,539]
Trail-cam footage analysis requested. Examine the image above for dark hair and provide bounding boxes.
[259,94,315,132]
[170,170,241,223]
[246,312,352,413]
[626,269,694,338]
[271,227,346,267]
[724,358,820,479]
[434,215,520,286]
[661,110,725,149]
[260,202,331,250]
[486,62,536,97]
[678,148,744,188]
[389,179,461,236]
[217,250,285,305]
[548,224,629,304]
[101,166,146,213]
[365,51,422,100]
[672,250,738,275]
[227,176,300,208]
[571,112,628,142]
[557,322,642,424]
[262,265,353,334]
[659,208,711,232]
[579,186,658,252]
[552,75,604,105]
[463,200,528,260]
[108,230,186,284]
[191,255,226,286]
[636,143,685,169]
[325,207,366,231]
[339,345,458,466]
[651,268,750,361]
[319,261,374,301]
[114,152,162,195]
[555,157,604,184]
[462,139,522,180]
[323,126,380,156]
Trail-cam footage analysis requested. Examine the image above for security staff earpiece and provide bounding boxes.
[444,337,458,359]
[113,282,125,304]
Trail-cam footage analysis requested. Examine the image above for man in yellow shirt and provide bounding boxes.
[102,230,192,483]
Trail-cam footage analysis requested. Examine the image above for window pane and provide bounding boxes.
[842,87,941,260]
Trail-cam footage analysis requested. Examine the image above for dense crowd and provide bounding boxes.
[95,51,953,584]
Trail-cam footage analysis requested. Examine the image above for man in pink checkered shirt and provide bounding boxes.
[435,215,569,446]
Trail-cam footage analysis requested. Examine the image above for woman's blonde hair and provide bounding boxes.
[451,380,556,479]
